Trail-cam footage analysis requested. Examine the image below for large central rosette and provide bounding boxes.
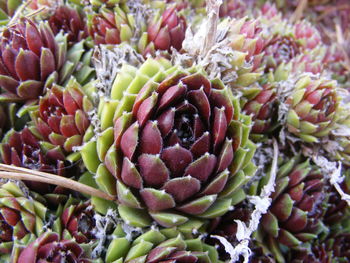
[116,72,235,211]
[82,58,256,228]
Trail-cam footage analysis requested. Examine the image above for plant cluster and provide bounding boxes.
[0,0,350,262]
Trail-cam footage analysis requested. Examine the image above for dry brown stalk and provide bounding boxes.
[0,164,116,202]
[290,0,308,22]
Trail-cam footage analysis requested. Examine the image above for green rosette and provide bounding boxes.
[82,57,257,229]
[105,225,222,263]
[0,181,46,254]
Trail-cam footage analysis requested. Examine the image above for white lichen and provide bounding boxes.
[212,139,278,263]
[313,156,350,206]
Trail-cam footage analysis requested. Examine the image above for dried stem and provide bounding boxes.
[7,0,31,27]
[201,0,222,56]
[290,0,308,23]
[316,4,350,22]
[335,22,350,72]
[0,164,115,202]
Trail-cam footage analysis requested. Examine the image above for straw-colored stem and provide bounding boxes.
[0,165,116,202]
[201,0,221,56]
[316,4,350,22]
[290,0,308,22]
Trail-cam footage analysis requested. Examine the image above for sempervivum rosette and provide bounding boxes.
[0,127,70,196]
[87,5,137,45]
[0,102,31,140]
[89,0,127,8]
[285,76,340,143]
[82,58,256,228]
[323,45,350,91]
[48,5,88,44]
[30,78,94,155]
[0,181,46,254]
[15,231,94,263]
[207,203,275,262]
[0,127,66,176]
[59,200,96,244]
[207,203,253,260]
[105,225,221,263]
[263,36,300,72]
[260,2,280,20]
[290,52,324,75]
[0,18,66,102]
[241,83,278,139]
[323,174,350,226]
[293,21,322,50]
[219,0,251,18]
[331,133,350,166]
[253,156,327,262]
[220,18,266,89]
[139,4,187,56]
[290,228,350,263]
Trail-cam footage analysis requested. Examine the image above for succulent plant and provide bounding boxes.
[0,181,46,254]
[0,18,66,102]
[330,127,350,166]
[27,0,58,10]
[0,127,67,193]
[291,52,324,75]
[260,2,280,20]
[0,102,32,140]
[209,203,251,239]
[0,1,349,262]
[164,0,190,11]
[82,58,256,228]
[206,203,252,260]
[263,36,300,72]
[219,0,252,18]
[249,246,277,263]
[49,5,88,44]
[15,231,94,263]
[292,187,350,263]
[60,39,96,86]
[285,76,340,143]
[88,0,126,8]
[105,225,221,263]
[290,230,350,263]
[30,78,94,154]
[323,45,350,91]
[252,156,327,262]
[60,201,96,243]
[87,5,136,45]
[241,83,278,137]
[323,177,350,226]
[138,4,187,55]
[294,21,322,50]
[220,18,266,89]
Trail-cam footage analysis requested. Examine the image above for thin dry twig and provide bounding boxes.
[290,0,308,23]
[5,0,50,30]
[7,0,32,27]
[0,164,116,202]
[334,22,350,72]
[316,4,350,22]
[201,0,222,56]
